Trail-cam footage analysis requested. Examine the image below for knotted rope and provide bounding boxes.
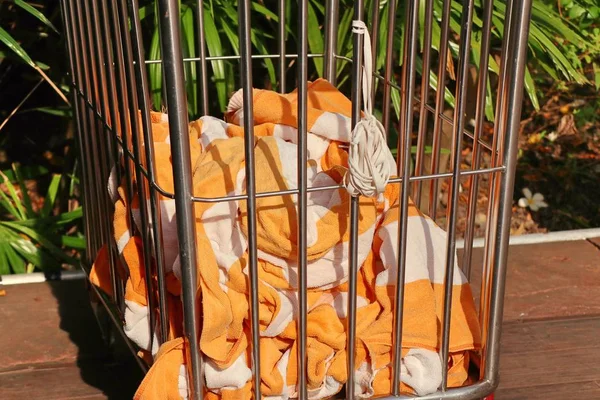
[344,20,394,203]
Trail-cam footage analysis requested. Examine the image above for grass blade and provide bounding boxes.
[6,223,77,265]
[307,0,324,76]
[204,9,227,111]
[41,174,62,218]
[149,26,162,111]
[0,244,10,275]
[14,0,59,34]
[61,235,87,249]
[12,164,35,218]
[0,27,69,104]
[0,171,27,220]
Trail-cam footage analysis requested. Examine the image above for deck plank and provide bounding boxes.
[463,240,600,322]
[0,361,140,400]
[497,317,600,396]
[0,280,107,371]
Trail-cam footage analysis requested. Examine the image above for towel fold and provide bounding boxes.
[90,79,481,399]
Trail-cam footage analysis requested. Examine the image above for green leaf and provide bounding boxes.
[250,30,276,87]
[0,244,10,275]
[0,26,36,68]
[0,171,27,220]
[594,62,600,90]
[204,10,227,111]
[19,106,72,117]
[148,27,162,111]
[307,1,324,76]
[5,223,77,265]
[180,5,198,118]
[138,4,154,21]
[41,174,62,218]
[12,164,35,219]
[1,207,83,229]
[251,2,279,21]
[524,66,539,111]
[0,189,22,220]
[4,242,26,274]
[61,235,87,249]
[14,0,59,34]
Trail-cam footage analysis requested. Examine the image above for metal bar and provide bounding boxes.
[323,0,339,84]
[81,0,112,266]
[237,0,261,396]
[461,0,495,279]
[379,378,495,400]
[297,0,309,396]
[439,0,475,389]
[381,0,398,136]
[86,0,122,315]
[156,0,203,398]
[188,167,506,203]
[428,0,453,219]
[413,0,435,207]
[195,0,209,115]
[115,0,159,350]
[479,0,515,368]
[98,0,126,307]
[128,0,170,344]
[392,0,419,393]
[346,1,365,398]
[278,0,287,92]
[72,0,101,258]
[106,0,137,239]
[484,0,532,386]
[61,0,92,265]
[143,53,325,64]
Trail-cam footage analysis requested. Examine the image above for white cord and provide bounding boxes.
[344,20,394,203]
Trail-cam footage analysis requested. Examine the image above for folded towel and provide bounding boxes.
[91,79,481,399]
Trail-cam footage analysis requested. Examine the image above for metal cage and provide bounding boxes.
[58,0,532,397]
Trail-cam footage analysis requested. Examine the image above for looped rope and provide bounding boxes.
[344,20,393,203]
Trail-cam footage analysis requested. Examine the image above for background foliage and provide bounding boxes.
[0,0,598,274]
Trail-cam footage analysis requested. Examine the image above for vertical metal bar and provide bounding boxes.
[392,0,419,394]
[72,0,101,258]
[485,0,532,385]
[98,0,126,307]
[86,0,122,309]
[106,0,140,313]
[238,0,261,397]
[297,0,309,397]
[461,0,495,279]
[323,0,339,85]
[60,0,92,264]
[346,2,365,399]
[156,0,203,398]
[128,0,170,344]
[428,0,453,219]
[439,0,475,389]
[195,0,210,115]
[115,0,159,348]
[413,0,434,207]
[479,0,514,349]
[278,0,287,92]
[106,0,136,236]
[381,0,398,136]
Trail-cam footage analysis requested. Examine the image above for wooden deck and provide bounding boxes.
[1,239,599,399]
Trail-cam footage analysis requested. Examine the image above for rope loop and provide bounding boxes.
[344,20,394,203]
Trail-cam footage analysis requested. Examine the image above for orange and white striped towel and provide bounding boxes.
[90,79,481,399]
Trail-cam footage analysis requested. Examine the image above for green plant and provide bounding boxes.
[0,164,84,275]
[138,0,597,123]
